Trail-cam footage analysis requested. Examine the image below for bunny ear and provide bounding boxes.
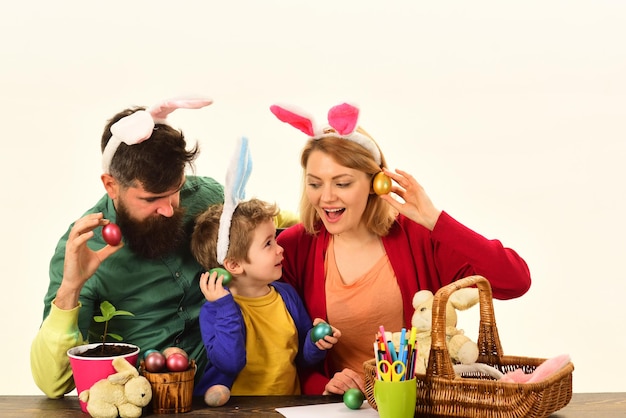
[328,103,359,135]
[109,110,155,145]
[148,97,213,123]
[327,102,382,165]
[270,105,316,136]
[225,136,252,205]
[102,95,212,174]
[217,136,253,264]
[103,111,155,172]
[232,137,252,202]
[270,102,382,166]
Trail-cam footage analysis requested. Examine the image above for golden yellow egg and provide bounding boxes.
[373,172,392,195]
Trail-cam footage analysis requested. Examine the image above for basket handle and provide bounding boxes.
[427,275,504,380]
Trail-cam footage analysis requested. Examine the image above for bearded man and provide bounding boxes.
[32,98,227,398]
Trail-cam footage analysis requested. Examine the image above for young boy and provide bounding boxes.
[190,198,340,406]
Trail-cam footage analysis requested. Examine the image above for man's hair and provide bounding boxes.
[191,198,280,270]
[101,107,200,192]
[298,127,397,236]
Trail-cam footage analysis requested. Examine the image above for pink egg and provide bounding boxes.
[144,351,166,372]
[166,352,189,372]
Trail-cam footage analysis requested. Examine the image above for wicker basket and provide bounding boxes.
[364,275,574,418]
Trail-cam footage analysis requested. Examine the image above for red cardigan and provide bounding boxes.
[277,211,531,394]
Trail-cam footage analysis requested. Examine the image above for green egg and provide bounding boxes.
[310,322,333,343]
[343,388,364,410]
[209,267,232,286]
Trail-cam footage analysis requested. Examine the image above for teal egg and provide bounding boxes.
[343,388,364,410]
[143,349,159,359]
[209,267,232,286]
[310,322,333,342]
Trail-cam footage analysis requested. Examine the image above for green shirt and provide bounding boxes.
[31,176,224,398]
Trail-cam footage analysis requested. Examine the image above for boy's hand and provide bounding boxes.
[199,270,230,302]
[312,318,341,350]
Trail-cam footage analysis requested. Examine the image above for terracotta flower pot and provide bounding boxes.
[67,342,140,414]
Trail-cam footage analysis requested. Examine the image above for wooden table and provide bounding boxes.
[0,393,623,417]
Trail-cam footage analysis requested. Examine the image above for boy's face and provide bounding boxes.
[239,219,284,282]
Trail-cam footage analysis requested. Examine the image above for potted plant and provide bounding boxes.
[67,301,141,414]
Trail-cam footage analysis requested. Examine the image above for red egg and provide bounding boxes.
[144,351,166,372]
[102,223,122,246]
[166,352,189,372]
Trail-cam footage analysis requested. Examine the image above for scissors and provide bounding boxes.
[377,360,406,382]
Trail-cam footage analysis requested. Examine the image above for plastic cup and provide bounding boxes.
[373,378,416,418]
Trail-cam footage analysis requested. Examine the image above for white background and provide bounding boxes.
[1,1,624,395]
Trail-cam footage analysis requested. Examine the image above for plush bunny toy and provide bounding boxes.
[398,287,480,375]
[78,357,152,418]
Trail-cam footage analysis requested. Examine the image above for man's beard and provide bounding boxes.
[115,200,187,259]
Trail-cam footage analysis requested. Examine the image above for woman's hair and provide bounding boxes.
[101,107,199,193]
[298,127,397,236]
[191,198,280,270]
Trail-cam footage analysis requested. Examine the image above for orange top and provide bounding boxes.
[325,237,404,376]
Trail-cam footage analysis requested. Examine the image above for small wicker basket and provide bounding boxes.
[364,275,574,418]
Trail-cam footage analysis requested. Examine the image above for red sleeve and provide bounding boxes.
[298,367,329,395]
[431,211,531,299]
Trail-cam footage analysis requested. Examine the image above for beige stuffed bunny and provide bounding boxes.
[78,356,152,418]
[394,287,480,375]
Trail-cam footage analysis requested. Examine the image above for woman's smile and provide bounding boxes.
[323,207,345,222]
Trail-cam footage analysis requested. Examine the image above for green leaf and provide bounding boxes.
[99,301,116,320]
[94,300,135,343]
[112,310,134,318]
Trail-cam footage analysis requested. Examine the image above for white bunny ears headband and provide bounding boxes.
[216,136,253,265]
[102,97,213,173]
[269,102,382,165]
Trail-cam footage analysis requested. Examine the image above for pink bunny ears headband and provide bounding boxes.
[269,102,382,166]
[102,96,213,173]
